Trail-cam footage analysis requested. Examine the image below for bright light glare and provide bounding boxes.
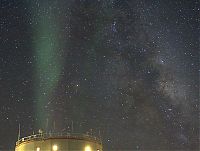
[52,145,58,151]
[36,147,40,151]
[85,145,92,151]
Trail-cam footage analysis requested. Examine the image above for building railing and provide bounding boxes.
[16,132,102,146]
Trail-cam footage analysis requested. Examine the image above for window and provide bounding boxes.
[84,145,91,151]
[52,145,58,151]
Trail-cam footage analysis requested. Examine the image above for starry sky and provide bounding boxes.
[0,0,199,150]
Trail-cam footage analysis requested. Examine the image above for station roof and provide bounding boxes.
[16,132,102,147]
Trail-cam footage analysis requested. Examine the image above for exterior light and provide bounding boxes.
[36,147,40,151]
[52,145,58,151]
[85,145,92,151]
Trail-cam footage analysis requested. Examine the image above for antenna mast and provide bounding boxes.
[46,118,49,133]
[53,120,56,132]
[18,123,21,141]
[71,120,74,133]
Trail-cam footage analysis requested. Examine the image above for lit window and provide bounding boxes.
[36,147,40,151]
[52,145,58,151]
[85,145,91,151]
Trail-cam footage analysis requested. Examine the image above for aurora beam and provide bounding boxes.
[32,1,63,129]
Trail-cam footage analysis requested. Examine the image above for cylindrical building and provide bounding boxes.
[15,132,103,151]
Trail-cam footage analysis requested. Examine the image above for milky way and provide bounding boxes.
[0,0,199,150]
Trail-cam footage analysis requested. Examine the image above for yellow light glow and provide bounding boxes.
[52,145,58,151]
[36,147,40,151]
[85,145,92,151]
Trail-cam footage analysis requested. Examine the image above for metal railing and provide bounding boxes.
[16,132,102,146]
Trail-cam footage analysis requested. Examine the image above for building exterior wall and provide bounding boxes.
[15,138,102,151]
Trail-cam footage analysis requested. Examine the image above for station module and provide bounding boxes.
[15,131,103,151]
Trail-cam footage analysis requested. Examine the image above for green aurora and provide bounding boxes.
[32,1,63,129]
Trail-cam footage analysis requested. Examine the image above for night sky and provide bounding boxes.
[0,0,199,150]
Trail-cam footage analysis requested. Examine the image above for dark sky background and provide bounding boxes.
[0,0,199,150]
